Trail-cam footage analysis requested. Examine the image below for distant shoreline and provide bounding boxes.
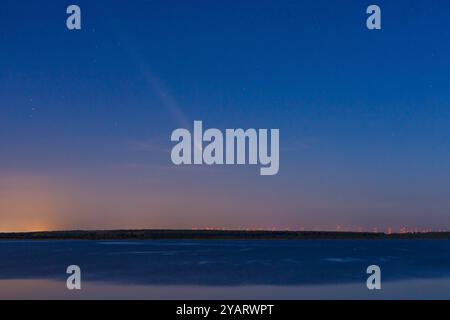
[0,229,449,240]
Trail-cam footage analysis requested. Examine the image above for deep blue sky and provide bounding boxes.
[1,0,449,232]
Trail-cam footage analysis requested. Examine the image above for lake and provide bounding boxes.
[0,240,449,299]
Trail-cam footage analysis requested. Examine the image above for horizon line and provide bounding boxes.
[1,228,449,235]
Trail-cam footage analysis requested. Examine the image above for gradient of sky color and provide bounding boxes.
[1,0,450,232]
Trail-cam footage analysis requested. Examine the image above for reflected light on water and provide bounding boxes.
[1,278,450,300]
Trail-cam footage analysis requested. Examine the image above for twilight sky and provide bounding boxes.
[1,0,449,232]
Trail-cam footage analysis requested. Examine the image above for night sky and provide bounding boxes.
[1,0,449,232]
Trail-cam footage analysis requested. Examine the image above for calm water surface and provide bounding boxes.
[0,240,449,299]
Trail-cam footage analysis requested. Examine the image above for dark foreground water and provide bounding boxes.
[0,240,449,299]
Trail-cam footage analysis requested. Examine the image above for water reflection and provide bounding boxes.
[0,240,449,299]
[1,278,450,299]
